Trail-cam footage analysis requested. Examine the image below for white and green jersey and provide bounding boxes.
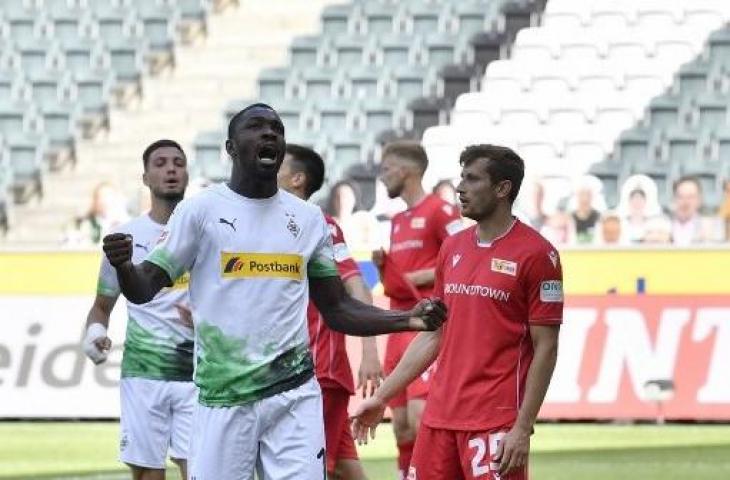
[146,184,339,407]
[97,215,194,382]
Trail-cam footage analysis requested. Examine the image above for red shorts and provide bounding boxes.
[322,386,359,473]
[384,331,434,408]
[409,424,527,480]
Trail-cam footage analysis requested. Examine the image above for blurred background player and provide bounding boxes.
[83,140,194,480]
[101,104,447,480]
[277,143,382,480]
[353,144,563,480]
[372,141,462,479]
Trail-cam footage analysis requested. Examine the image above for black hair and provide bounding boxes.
[285,143,325,199]
[459,144,525,203]
[142,139,185,170]
[227,103,276,140]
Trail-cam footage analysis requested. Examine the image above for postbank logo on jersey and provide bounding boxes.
[221,252,303,280]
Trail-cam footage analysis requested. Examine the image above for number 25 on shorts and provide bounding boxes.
[468,432,506,478]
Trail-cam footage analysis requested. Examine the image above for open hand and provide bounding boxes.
[351,395,386,445]
[493,425,530,476]
[357,347,383,398]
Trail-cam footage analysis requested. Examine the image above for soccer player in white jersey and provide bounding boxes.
[84,139,194,480]
[101,103,447,480]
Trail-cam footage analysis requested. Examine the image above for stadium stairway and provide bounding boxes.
[2,0,339,246]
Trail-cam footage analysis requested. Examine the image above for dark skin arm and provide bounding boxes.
[309,276,447,336]
[102,233,171,304]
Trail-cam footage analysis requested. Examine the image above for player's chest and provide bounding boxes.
[442,250,523,303]
[391,213,432,244]
[202,206,309,253]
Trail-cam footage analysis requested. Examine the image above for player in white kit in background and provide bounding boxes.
[83,140,195,480]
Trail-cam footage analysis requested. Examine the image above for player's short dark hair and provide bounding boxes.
[673,175,702,195]
[228,103,276,140]
[459,144,525,204]
[142,139,185,170]
[382,141,428,175]
[285,143,325,199]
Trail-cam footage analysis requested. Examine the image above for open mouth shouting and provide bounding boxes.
[257,143,280,168]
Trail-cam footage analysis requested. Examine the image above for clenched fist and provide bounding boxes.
[408,297,448,331]
[103,233,133,268]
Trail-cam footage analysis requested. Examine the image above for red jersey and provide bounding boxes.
[307,215,361,394]
[423,220,563,431]
[384,194,462,310]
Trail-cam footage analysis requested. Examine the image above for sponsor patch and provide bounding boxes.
[411,217,426,229]
[333,242,352,263]
[445,219,463,235]
[491,258,517,276]
[220,252,303,280]
[540,280,563,302]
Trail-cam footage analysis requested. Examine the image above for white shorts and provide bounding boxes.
[188,377,326,480]
[119,377,197,469]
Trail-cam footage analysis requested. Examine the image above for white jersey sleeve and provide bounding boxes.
[307,211,339,279]
[147,199,200,282]
[97,253,121,298]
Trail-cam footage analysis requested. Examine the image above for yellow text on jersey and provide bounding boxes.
[220,252,304,281]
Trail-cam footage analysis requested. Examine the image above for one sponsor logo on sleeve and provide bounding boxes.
[540,280,563,302]
[445,219,463,235]
[491,258,517,276]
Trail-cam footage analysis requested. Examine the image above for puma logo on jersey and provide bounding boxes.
[452,254,462,267]
[219,217,237,231]
[134,243,149,252]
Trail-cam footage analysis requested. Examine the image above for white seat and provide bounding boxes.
[511,28,558,63]
[480,60,528,98]
[452,92,501,127]
[590,1,635,30]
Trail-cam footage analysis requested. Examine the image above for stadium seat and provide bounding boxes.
[647,96,684,131]
[289,35,323,69]
[377,33,419,67]
[258,67,291,100]
[327,130,368,181]
[361,99,397,133]
[0,102,29,138]
[5,10,41,44]
[469,30,506,71]
[393,65,431,100]
[48,9,91,43]
[315,98,355,133]
[345,65,382,99]
[93,6,134,42]
[17,40,58,77]
[72,71,112,137]
[695,93,729,132]
[361,3,398,35]
[193,130,227,182]
[28,71,70,105]
[707,28,730,66]
[439,64,476,104]
[7,133,44,204]
[321,4,353,36]
[332,35,372,68]
[59,38,102,75]
[38,102,79,169]
[301,67,339,102]
[406,3,445,36]
[424,32,461,69]
[675,61,713,99]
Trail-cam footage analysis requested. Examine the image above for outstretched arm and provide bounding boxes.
[309,275,446,337]
[103,233,172,304]
[351,329,442,443]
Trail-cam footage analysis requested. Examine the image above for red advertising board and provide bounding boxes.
[346,295,730,421]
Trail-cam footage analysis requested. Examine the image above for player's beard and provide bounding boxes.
[153,189,185,203]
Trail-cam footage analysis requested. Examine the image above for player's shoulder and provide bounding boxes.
[513,220,559,256]
[442,223,475,249]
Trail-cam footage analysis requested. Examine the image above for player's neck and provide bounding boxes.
[148,198,178,225]
[401,181,426,209]
[228,173,277,199]
[476,208,515,244]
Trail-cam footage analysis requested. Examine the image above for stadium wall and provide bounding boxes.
[1,250,729,420]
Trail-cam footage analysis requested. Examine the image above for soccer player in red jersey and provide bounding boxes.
[278,143,382,480]
[354,144,562,480]
[372,141,463,479]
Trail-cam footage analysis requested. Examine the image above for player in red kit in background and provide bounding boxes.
[277,144,382,480]
[372,141,463,479]
[354,144,562,480]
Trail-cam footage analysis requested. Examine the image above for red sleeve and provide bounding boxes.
[328,217,360,281]
[525,245,563,325]
[431,200,463,244]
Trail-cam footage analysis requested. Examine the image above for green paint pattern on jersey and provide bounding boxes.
[307,257,338,278]
[195,321,314,406]
[121,316,194,381]
[147,247,185,283]
[96,278,118,297]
